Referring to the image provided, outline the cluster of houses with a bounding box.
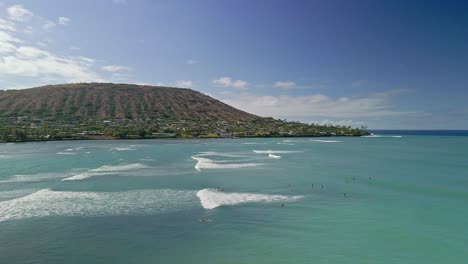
[0,115,366,142]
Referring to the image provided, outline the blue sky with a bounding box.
[0,0,467,129]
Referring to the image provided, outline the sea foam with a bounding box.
[112,147,138,151]
[1,172,74,183]
[268,154,281,159]
[196,188,302,209]
[0,188,196,222]
[361,135,402,138]
[192,157,260,171]
[62,163,148,181]
[253,150,302,154]
[310,139,342,143]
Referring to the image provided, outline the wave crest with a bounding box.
[62,163,148,181]
[192,157,260,171]
[0,188,195,222]
[196,188,302,209]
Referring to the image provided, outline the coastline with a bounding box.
[0,133,366,144]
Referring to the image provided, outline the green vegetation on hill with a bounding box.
[0,83,368,142]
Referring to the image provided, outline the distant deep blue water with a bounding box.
[370,130,468,136]
[1,135,467,263]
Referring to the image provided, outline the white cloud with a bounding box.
[222,91,411,119]
[0,19,16,31]
[7,5,33,22]
[0,30,101,83]
[274,81,296,89]
[23,25,33,34]
[58,16,70,26]
[101,65,130,72]
[213,76,249,90]
[185,59,198,65]
[110,72,129,81]
[312,119,365,127]
[43,20,56,30]
[175,80,193,88]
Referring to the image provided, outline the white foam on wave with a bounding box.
[0,188,196,222]
[58,147,84,154]
[268,154,281,159]
[277,142,295,145]
[361,135,402,138]
[310,139,342,143]
[241,142,266,145]
[196,188,302,209]
[253,150,302,154]
[113,147,138,151]
[192,157,261,171]
[0,189,37,201]
[62,163,148,181]
[1,172,74,183]
[196,151,251,158]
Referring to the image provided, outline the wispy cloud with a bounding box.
[58,16,70,26]
[274,81,296,89]
[7,5,33,22]
[222,90,414,119]
[0,30,101,82]
[312,119,365,127]
[175,80,193,88]
[0,18,15,31]
[185,59,198,65]
[0,4,131,86]
[101,65,130,72]
[213,76,249,90]
[42,20,56,30]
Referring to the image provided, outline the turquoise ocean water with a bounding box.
[1,134,467,263]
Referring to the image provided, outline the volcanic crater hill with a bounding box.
[0,83,259,121]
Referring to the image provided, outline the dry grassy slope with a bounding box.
[0,83,259,121]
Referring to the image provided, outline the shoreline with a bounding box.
[0,134,365,144]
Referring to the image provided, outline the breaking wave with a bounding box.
[192,157,261,171]
[361,135,402,138]
[268,154,281,159]
[253,150,302,154]
[196,151,251,158]
[62,163,148,181]
[310,139,342,143]
[0,189,37,202]
[0,172,75,183]
[112,147,138,151]
[0,188,196,222]
[196,188,302,209]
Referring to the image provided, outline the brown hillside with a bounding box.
[0,83,259,121]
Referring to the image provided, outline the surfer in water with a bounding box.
[280,203,286,207]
